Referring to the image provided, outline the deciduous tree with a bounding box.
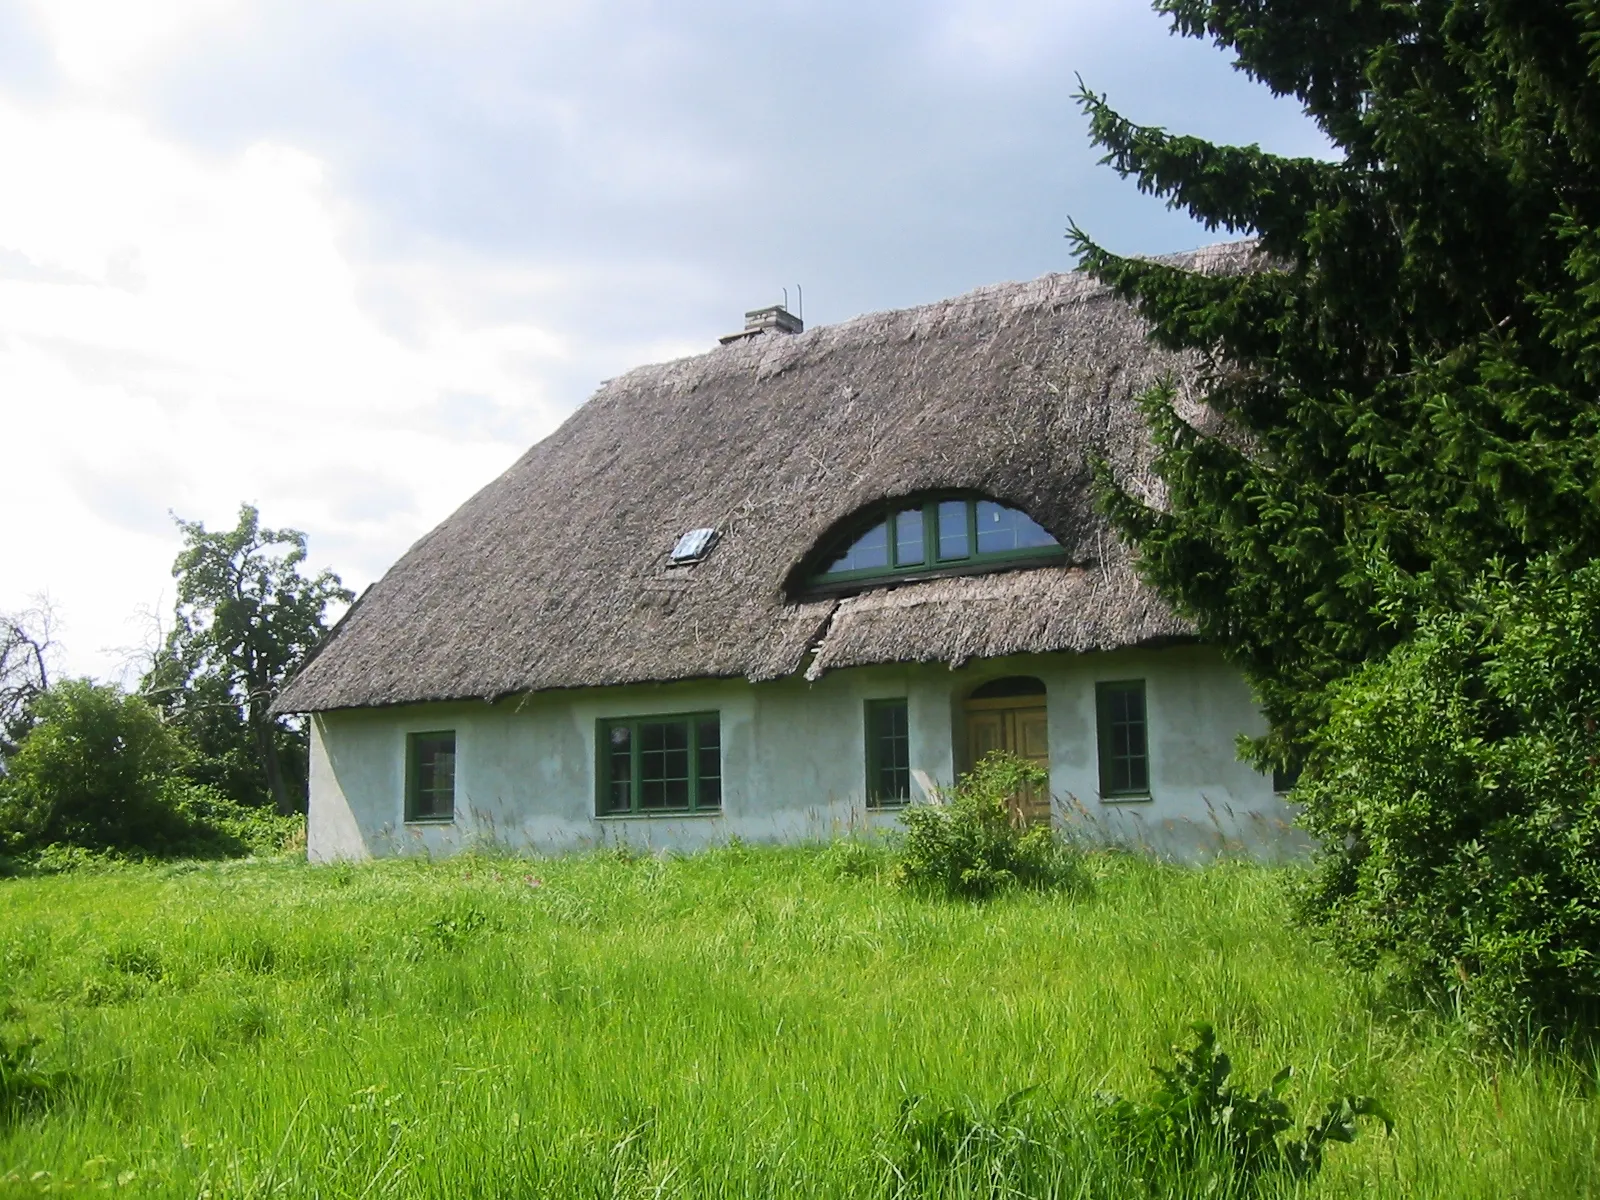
[0,601,56,761]
[145,505,352,815]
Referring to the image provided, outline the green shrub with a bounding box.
[0,680,303,862]
[895,751,1080,899]
[162,780,304,857]
[1295,558,1600,1038]
[0,680,188,853]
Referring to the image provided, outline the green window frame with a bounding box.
[865,698,911,807]
[405,731,457,822]
[597,712,721,815]
[807,495,1064,592]
[1095,681,1150,798]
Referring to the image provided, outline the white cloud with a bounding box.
[0,99,568,678]
[22,0,243,91]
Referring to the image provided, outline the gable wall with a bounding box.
[306,645,1305,862]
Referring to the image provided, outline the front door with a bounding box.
[962,695,1050,827]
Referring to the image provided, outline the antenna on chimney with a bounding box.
[796,285,803,322]
[782,287,789,311]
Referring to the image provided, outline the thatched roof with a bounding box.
[275,241,1256,714]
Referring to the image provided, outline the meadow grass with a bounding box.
[0,845,1595,1197]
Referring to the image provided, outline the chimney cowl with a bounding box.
[719,304,803,345]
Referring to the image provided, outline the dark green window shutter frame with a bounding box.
[1095,681,1150,799]
[596,711,721,816]
[405,730,457,823]
[864,698,911,808]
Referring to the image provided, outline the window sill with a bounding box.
[866,801,910,811]
[596,810,723,820]
[1098,794,1152,805]
[404,816,456,826]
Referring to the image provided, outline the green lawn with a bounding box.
[0,846,1595,1197]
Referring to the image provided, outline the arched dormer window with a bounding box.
[802,495,1064,593]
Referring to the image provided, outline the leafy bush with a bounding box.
[1100,1023,1390,1190]
[163,781,304,857]
[895,751,1080,900]
[0,680,303,862]
[0,680,188,853]
[1294,559,1600,1037]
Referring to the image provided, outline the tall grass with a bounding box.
[0,846,1595,1196]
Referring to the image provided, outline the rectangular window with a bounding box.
[865,699,911,806]
[406,731,457,822]
[598,712,720,815]
[1096,681,1150,797]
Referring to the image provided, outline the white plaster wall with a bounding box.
[307,647,1305,862]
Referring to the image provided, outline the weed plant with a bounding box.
[0,848,1596,1196]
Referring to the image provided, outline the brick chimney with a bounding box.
[719,304,803,345]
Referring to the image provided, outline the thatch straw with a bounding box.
[274,241,1258,714]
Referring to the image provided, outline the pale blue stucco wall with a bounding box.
[306,646,1306,862]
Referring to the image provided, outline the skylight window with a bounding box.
[669,527,719,565]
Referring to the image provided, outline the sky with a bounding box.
[0,0,1328,683]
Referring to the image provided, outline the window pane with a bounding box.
[696,717,721,809]
[1097,682,1149,796]
[825,521,889,573]
[606,724,632,813]
[937,501,970,560]
[639,719,691,809]
[867,699,911,806]
[410,732,456,820]
[1126,749,1149,793]
[975,500,1015,553]
[975,501,1059,554]
[894,507,925,566]
[1012,510,1057,548]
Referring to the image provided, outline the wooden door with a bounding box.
[1013,707,1050,826]
[963,697,1051,827]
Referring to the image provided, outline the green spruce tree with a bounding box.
[1075,0,1600,768]
[1077,2,1600,1031]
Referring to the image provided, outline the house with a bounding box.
[273,241,1305,861]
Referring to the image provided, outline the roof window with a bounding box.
[669,527,719,566]
[802,495,1063,593]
